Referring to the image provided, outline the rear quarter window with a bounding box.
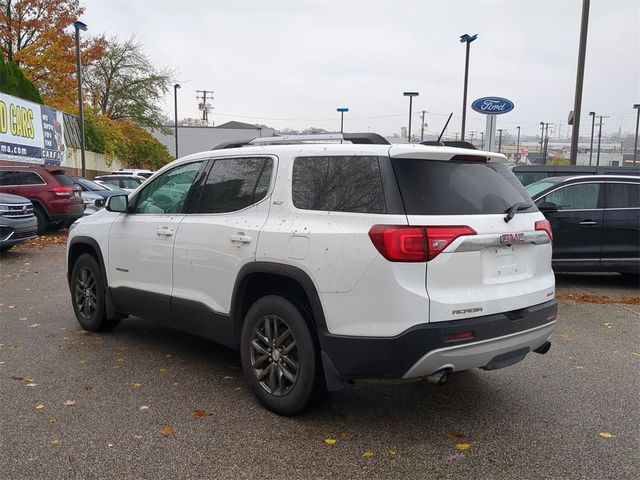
[50,171,74,186]
[392,159,534,215]
[292,156,386,214]
[605,182,640,208]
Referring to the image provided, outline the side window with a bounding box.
[0,171,17,186]
[292,156,386,213]
[122,178,141,189]
[133,162,201,214]
[540,183,601,210]
[194,157,272,214]
[605,183,640,208]
[15,172,44,185]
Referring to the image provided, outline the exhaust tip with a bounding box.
[533,341,551,355]
[426,370,448,385]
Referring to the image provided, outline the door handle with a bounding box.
[156,226,174,236]
[230,233,252,244]
[579,220,598,226]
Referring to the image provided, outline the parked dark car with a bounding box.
[526,175,640,274]
[0,166,84,234]
[0,192,38,252]
[514,165,640,186]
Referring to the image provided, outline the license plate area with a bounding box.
[482,245,523,280]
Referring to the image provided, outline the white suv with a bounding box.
[67,133,557,415]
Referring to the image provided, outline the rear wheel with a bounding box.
[240,295,320,416]
[70,254,120,331]
[0,244,13,253]
[34,208,48,235]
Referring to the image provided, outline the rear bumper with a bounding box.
[318,300,557,381]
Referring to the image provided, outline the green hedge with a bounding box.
[0,52,43,104]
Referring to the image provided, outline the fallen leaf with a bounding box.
[160,425,174,437]
[447,452,466,461]
[48,418,56,423]
[84,384,93,391]
[324,438,337,445]
[29,324,40,328]
[388,449,398,456]
[25,377,34,382]
[10,376,24,381]
[63,400,76,407]
[50,438,61,445]
[448,431,465,440]
[194,409,213,417]
[159,368,168,373]
[139,405,149,411]
[8,305,16,309]
[165,354,173,358]
[603,322,612,328]
[362,450,375,458]
[337,432,348,439]
[631,352,640,357]
[26,383,37,387]
[79,359,86,364]
[598,432,614,438]
[131,383,142,388]
[455,443,471,451]
[107,443,115,448]
[35,403,45,410]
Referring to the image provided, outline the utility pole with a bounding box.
[539,122,545,163]
[516,126,521,163]
[420,110,426,142]
[543,123,550,162]
[596,115,608,166]
[633,104,640,165]
[196,90,214,123]
[497,129,504,153]
[570,0,591,165]
[469,131,476,146]
[173,84,181,158]
[588,111,596,165]
[480,132,484,150]
[455,132,459,141]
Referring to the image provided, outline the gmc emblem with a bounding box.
[500,233,525,245]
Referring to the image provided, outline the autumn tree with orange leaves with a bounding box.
[0,0,104,112]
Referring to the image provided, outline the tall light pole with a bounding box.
[73,21,87,177]
[596,115,606,166]
[516,126,521,163]
[459,33,478,142]
[588,111,596,165]
[540,122,545,163]
[569,0,591,165]
[403,92,419,143]
[173,83,180,158]
[337,107,349,135]
[497,129,504,153]
[633,104,640,165]
[420,110,426,142]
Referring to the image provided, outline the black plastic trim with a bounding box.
[318,300,558,379]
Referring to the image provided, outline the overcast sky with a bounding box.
[82,0,639,138]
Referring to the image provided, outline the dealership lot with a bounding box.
[1,240,638,480]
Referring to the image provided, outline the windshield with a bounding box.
[75,178,109,191]
[391,159,535,215]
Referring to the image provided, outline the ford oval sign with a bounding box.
[471,97,514,115]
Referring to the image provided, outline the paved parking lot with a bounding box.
[1,237,638,480]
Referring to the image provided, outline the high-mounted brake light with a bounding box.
[535,219,553,242]
[369,225,476,262]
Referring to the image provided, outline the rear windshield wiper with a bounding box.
[504,202,532,223]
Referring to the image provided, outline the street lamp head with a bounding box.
[459,33,478,43]
[73,21,87,31]
[634,104,640,109]
[174,83,181,90]
[403,92,419,97]
[337,107,349,112]
[589,111,596,116]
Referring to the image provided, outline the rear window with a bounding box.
[292,156,386,214]
[392,159,534,215]
[51,171,75,186]
[514,171,548,186]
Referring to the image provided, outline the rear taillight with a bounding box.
[51,186,73,197]
[535,219,553,242]
[369,225,476,262]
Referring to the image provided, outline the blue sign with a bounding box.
[471,97,514,115]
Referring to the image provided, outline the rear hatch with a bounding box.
[390,151,555,322]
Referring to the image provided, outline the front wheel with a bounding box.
[70,253,120,331]
[240,295,321,416]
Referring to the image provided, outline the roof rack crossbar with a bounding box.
[213,133,390,150]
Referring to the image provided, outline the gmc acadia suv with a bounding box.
[67,134,557,415]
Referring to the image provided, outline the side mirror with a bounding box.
[537,201,559,214]
[105,194,129,213]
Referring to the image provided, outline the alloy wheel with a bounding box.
[74,267,97,321]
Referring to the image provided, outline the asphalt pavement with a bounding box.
[0,239,638,480]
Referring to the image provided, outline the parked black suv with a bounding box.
[526,175,640,274]
[514,165,640,186]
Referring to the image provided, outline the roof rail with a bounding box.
[212,132,390,150]
[421,140,477,150]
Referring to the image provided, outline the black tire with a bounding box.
[70,253,120,331]
[0,244,13,253]
[34,207,48,235]
[240,295,321,416]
